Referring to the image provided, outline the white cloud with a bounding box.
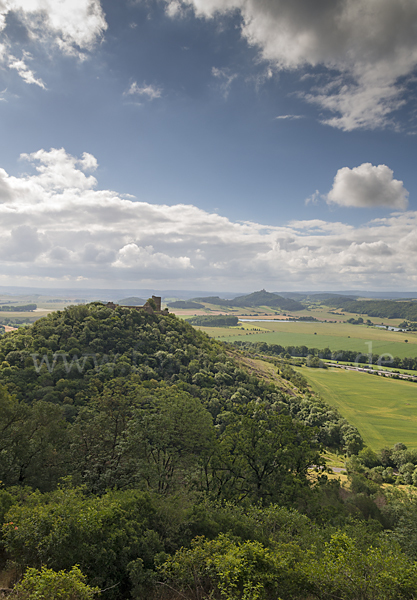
[8,53,46,88]
[164,0,417,130]
[5,0,107,52]
[275,115,303,121]
[165,0,184,17]
[0,148,417,290]
[327,163,409,209]
[0,0,107,85]
[124,82,162,100]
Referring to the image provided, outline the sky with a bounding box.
[1,0,417,293]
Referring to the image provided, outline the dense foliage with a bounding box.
[346,443,417,487]
[4,485,417,600]
[0,304,360,456]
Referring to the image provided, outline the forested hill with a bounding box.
[0,303,361,486]
[328,297,417,320]
[193,289,304,311]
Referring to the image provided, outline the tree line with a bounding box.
[0,304,37,312]
[233,340,417,371]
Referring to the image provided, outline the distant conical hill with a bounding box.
[231,290,303,310]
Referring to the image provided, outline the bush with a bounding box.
[10,565,99,600]
[306,532,417,600]
[159,533,305,600]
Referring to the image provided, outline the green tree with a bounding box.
[126,383,215,494]
[209,402,323,506]
[0,385,68,490]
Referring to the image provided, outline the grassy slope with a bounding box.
[295,366,417,450]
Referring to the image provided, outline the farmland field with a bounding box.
[203,320,417,359]
[294,365,417,450]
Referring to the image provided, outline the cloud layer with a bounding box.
[165,0,417,130]
[327,163,409,209]
[0,148,417,290]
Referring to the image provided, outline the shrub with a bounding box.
[159,533,305,600]
[10,565,99,600]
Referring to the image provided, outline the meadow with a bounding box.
[295,365,417,451]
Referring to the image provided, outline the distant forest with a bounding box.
[186,315,239,327]
[0,304,37,312]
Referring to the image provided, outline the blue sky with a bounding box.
[1,0,417,292]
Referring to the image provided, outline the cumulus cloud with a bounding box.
[163,0,417,130]
[1,148,417,289]
[124,82,162,100]
[0,0,107,85]
[327,163,409,209]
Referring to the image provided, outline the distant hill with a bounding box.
[231,290,303,310]
[168,300,204,309]
[193,290,304,311]
[192,296,230,305]
[327,298,417,320]
[118,297,146,306]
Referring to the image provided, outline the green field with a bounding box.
[203,321,417,359]
[295,366,417,450]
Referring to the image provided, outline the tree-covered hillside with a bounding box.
[2,304,417,600]
[0,303,361,456]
